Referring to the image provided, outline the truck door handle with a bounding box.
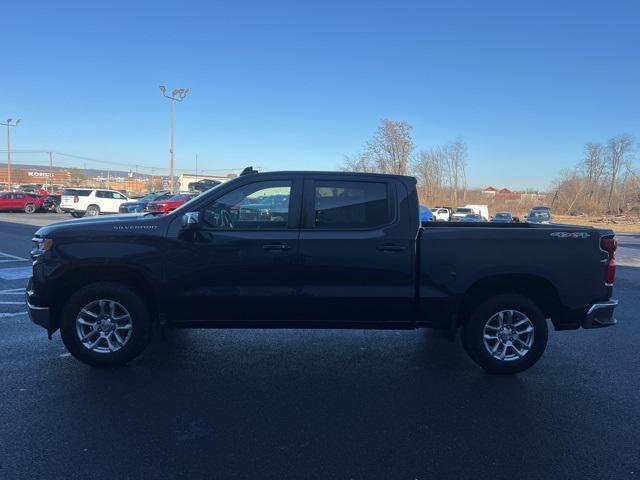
[262,243,292,251]
[377,243,406,252]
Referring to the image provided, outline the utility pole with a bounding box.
[159,86,190,194]
[48,152,53,191]
[1,118,20,190]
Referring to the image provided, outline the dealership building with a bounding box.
[0,167,70,188]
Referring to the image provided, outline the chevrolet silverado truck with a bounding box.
[26,169,618,373]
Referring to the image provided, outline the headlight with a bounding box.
[31,237,53,259]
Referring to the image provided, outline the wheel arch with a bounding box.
[457,273,562,328]
[50,265,160,328]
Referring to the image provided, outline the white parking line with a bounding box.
[0,311,26,319]
[0,267,32,280]
[0,288,26,294]
[0,251,29,261]
[0,301,25,305]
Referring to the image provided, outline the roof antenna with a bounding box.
[240,166,258,176]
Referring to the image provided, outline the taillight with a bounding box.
[601,237,617,285]
[74,196,79,203]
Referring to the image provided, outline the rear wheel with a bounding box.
[461,293,548,374]
[70,212,84,218]
[24,203,36,214]
[60,282,152,367]
[86,204,100,216]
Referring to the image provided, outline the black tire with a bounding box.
[70,212,84,218]
[461,293,548,374]
[60,282,152,367]
[86,204,100,216]
[24,203,36,214]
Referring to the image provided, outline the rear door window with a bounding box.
[66,189,92,197]
[313,180,391,229]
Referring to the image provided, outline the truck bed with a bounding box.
[417,222,613,329]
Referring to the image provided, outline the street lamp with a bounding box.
[159,86,189,194]
[0,118,20,191]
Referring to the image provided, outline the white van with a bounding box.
[60,188,129,217]
[464,204,489,221]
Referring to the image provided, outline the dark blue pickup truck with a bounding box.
[26,169,618,373]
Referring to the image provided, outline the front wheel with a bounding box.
[60,282,152,367]
[70,212,84,218]
[461,293,548,374]
[24,203,36,214]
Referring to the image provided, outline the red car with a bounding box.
[146,193,196,213]
[0,191,44,214]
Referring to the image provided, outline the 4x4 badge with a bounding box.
[550,232,591,239]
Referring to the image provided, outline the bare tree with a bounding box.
[581,142,606,201]
[605,134,635,212]
[344,119,414,175]
[413,147,446,202]
[367,119,414,174]
[444,138,468,205]
[342,153,377,173]
[553,168,587,215]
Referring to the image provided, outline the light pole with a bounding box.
[159,86,189,194]
[0,118,20,191]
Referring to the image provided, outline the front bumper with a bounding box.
[26,282,51,333]
[583,300,618,329]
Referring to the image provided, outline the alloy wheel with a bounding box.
[75,299,133,353]
[482,309,535,362]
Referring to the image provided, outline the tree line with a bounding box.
[551,134,638,215]
[343,120,639,216]
[343,119,469,206]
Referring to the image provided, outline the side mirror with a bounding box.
[182,211,200,229]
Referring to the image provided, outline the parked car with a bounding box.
[59,188,130,217]
[27,169,618,374]
[460,213,484,222]
[146,193,196,213]
[432,207,451,221]
[0,191,44,213]
[463,204,489,220]
[42,195,63,213]
[531,206,551,213]
[450,207,475,221]
[118,192,171,213]
[491,212,514,223]
[419,205,434,222]
[526,210,552,224]
[188,179,222,193]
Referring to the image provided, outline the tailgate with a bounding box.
[60,195,75,207]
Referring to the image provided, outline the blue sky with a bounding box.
[1,0,638,189]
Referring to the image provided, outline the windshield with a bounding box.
[529,211,550,220]
[495,213,511,219]
[138,193,165,202]
[456,208,472,213]
[168,194,191,202]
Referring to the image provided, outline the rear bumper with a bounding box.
[583,300,618,329]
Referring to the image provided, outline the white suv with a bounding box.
[60,188,129,217]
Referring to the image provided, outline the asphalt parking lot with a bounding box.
[0,213,639,479]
